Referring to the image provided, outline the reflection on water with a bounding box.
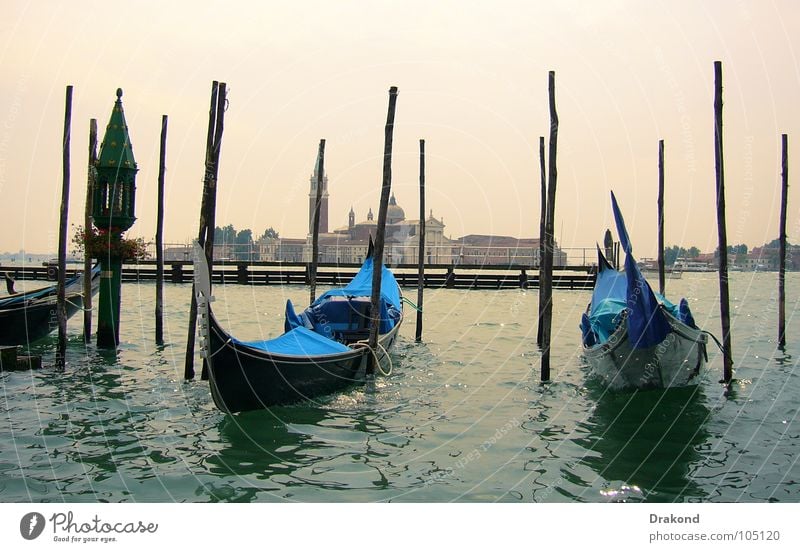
[208,408,328,481]
[1,275,798,502]
[576,385,711,502]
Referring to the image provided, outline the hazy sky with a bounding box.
[1,0,798,258]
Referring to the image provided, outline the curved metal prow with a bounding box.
[192,240,214,359]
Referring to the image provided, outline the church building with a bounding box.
[258,169,561,267]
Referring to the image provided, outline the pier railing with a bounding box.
[1,258,596,291]
[151,242,600,267]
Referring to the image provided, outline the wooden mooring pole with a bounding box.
[185,81,225,380]
[155,115,168,346]
[713,61,734,384]
[200,83,227,381]
[540,72,558,383]
[83,118,97,342]
[56,85,73,368]
[657,139,666,296]
[415,139,425,342]
[778,133,788,348]
[184,82,218,380]
[537,135,546,346]
[310,139,326,305]
[367,86,398,375]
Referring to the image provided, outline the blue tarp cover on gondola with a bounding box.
[315,257,401,310]
[282,255,402,341]
[310,257,402,334]
[233,326,351,356]
[583,192,694,349]
[609,192,672,348]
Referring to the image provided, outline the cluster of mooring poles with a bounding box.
[536,71,559,383]
[180,85,430,381]
[530,61,791,388]
[40,64,791,392]
[53,86,141,366]
[46,85,169,367]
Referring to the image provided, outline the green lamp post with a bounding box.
[93,88,138,348]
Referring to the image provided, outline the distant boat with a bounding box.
[192,241,403,413]
[640,264,683,279]
[673,258,715,272]
[0,265,100,346]
[580,193,708,390]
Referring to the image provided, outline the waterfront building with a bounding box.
[252,172,565,267]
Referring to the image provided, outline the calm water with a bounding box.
[1,272,798,502]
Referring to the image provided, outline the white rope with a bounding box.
[206,337,233,359]
[351,340,393,377]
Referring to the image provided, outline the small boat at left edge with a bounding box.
[0,265,101,346]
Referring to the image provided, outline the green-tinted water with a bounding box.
[1,273,798,502]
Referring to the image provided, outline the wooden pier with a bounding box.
[1,261,596,291]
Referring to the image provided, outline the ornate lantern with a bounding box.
[93,88,137,231]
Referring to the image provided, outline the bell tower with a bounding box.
[308,169,329,234]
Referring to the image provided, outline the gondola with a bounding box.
[0,265,101,346]
[580,192,708,390]
[192,241,403,413]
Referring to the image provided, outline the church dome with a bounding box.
[387,193,405,224]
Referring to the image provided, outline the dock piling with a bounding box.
[537,135,546,346]
[713,61,734,384]
[416,139,426,342]
[310,139,326,305]
[1,346,17,371]
[367,86,398,375]
[56,85,73,368]
[540,71,559,383]
[185,81,225,380]
[83,118,97,342]
[155,115,168,346]
[778,133,788,348]
[657,139,666,296]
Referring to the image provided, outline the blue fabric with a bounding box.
[581,312,597,347]
[588,297,627,343]
[307,297,365,339]
[587,249,625,336]
[589,257,628,314]
[584,234,695,348]
[610,192,671,349]
[313,256,402,333]
[679,298,696,328]
[281,256,402,344]
[285,299,303,332]
[316,257,401,311]
[284,299,314,332]
[233,326,350,356]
